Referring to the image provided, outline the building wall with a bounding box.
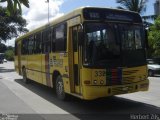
[154,0,160,16]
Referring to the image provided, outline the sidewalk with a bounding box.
[0,80,35,114]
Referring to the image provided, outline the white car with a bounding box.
[147,59,160,77]
[3,59,7,62]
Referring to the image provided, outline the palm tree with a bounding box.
[116,0,154,29]
[0,0,29,15]
[116,0,148,14]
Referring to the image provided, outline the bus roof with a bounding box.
[16,7,140,42]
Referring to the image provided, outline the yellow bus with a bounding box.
[15,7,149,100]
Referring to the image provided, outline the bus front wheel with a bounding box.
[56,75,66,100]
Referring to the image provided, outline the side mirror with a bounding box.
[78,31,84,45]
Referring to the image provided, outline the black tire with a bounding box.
[22,68,29,83]
[56,75,67,100]
[148,69,154,77]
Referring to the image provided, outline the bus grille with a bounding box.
[123,76,136,84]
[106,68,143,85]
[123,70,138,75]
[122,70,139,84]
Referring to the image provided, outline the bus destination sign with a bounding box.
[83,8,142,23]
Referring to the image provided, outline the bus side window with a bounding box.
[28,36,34,55]
[42,29,51,53]
[21,39,28,55]
[42,31,47,53]
[48,29,52,53]
[34,35,37,54]
[42,32,44,53]
[55,23,67,52]
[34,33,42,54]
[52,28,55,52]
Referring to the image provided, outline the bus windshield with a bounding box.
[84,23,145,67]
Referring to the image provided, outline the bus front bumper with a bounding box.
[82,79,149,100]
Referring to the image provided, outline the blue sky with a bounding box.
[60,0,155,16]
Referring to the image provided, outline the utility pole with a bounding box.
[45,0,49,23]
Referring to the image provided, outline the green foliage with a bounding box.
[148,16,160,57]
[0,0,29,15]
[5,49,14,61]
[0,6,28,43]
[116,0,148,14]
[0,43,14,61]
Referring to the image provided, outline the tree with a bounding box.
[148,16,160,57]
[116,0,148,14]
[0,0,29,15]
[116,0,154,29]
[5,49,14,61]
[0,6,28,43]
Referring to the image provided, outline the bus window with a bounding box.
[84,23,120,64]
[120,25,143,50]
[42,29,51,53]
[28,36,34,55]
[34,33,42,54]
[55,23,67,52]
[52,28,55,52]
[135,29,142,49]
[21,39,28,55]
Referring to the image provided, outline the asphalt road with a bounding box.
[0,62,160,120]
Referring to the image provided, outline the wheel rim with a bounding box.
[57,81,63,95]
[56,76,65,99]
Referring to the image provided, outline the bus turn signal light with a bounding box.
[84,80,91,85]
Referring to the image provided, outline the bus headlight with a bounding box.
[93,80,97,84]
[100,80,104,84]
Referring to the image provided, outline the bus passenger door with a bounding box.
[69,25,82,94]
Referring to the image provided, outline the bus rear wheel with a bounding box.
[56,75,66,100]
[22,68,29,83]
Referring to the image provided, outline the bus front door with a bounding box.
[69,25,82,95]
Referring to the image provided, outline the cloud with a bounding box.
[0,2,7,7]
[1,0,64,46]
[23,0,64,30]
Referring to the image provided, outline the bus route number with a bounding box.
[95,71,106,77]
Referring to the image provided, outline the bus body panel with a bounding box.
[82,79,149,100]
[26,54,42,84]
[80,65,148,99]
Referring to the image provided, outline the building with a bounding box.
[154,0,160,16]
